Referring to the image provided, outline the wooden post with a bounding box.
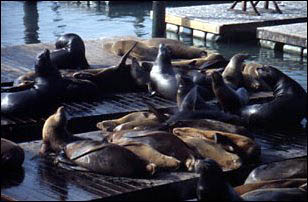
[152,1,166,38]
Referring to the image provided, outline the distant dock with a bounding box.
[163,1,307,56]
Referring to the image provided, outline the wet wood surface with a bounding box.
[1,128,306,201]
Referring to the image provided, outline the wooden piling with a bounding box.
[152,1,166,38]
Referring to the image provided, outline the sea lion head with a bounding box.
[35,49,60,77]
[231,53,250,65]
[255,65,281,87]
[156,43,172,65]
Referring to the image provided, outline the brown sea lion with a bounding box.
[41,107,155,177]
[211,71,249,113]
[222,53,249,89]
[235,178,307,196]
[104,38,209,61]
[240,65,307,129]
[118,141,181,171]
[106,130,197,171]
[245,156,307,184]
[1,138,25,169]
[63,140,156,177]
[174,133,242,171]
[96,111,159,132]
[40,106,75,155]
[172,127,260,161]
[195,159,243,201]
[242,63,271,92]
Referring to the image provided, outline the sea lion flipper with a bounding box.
[199,59,222,70]
[117,41,138,68]
[142,100,168,122]
[1,81,35,93]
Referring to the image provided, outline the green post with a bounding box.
[152,1,166,38]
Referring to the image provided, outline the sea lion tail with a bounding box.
[142,99,169,122]
[117,41,138,68]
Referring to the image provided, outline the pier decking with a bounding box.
[164,1,307,56]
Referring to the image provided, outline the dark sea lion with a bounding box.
[241,187,307,201]
[195,159,243,201]
[52,33,89,69]
[235,178,307,196]
[106,130,196,171]
[245,156,307,184]
[1,138,25,169]
[211,71,249,113]
[242,63,271,92]
[63,140,156,177]
[149,43,178,100]
[174,133,243,171]
[105,38,209,61]
[117,141,181,171]
[173,127,260,161]
[1,49,64,115]
[222,53,249,89]
[73,42,146,93]
[240,65,307,129]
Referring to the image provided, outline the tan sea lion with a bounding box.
[172,127,260,161]
[96,111,158,132]
[1,138,25,169]
[118,141,181,171]
[242,63,271,92]
[173,132,242,171]
[104,38,209,61]
[222,53,249,89]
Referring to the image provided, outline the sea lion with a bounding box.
[1,49,64,115]
[40,106,78,155]
[41,106,155,177]
[62,140,156,177]
[195,159,243,201]
[106,130,197,171]
[222,53,249,89]
[174,133,242,171]
[51,33,89,69]
[1,138,25,169]
[245,156,307,184]
[241,187,307,201]
[173,127,260,161]
[73,42,147,93]
[96,111,159,132]
[240,65,307,129]
[211,71,249,113]
[117,141,181,171]
[235,178,307,196]
[242,63,271,92]
[105,38,209,61]
[149,43,178,100]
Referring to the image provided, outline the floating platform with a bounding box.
[1,129,307,201]
[164,1,307,56]
[257,22,307,56]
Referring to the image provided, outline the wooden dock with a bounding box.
[257,22,307,56]
[163,1,307,55]
[1,128,306,201]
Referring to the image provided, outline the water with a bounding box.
[1,1,307,91]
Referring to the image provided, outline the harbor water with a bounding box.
[1,1,306,90]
